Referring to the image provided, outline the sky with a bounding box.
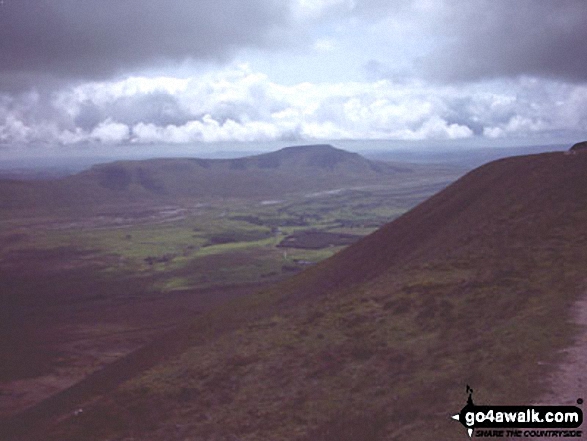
[1,0,586,156]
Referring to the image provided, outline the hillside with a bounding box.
[0,145,412,212]
[7,151,587,441]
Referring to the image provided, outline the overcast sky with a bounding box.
[1,0,586,154]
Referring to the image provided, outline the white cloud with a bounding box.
[292,0,355,20]
[1,65,586,146]
[132,116,281,143]
[90,119,130,144]
[59,127,87,145]
[0,115,31,143]
[415,116,474,140]
[313,38,337,52]
[483,116,548,139]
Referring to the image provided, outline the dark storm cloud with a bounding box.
[0,0,287,88]
[421,0,587,82]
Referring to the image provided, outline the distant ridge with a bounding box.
[0,144,412,211]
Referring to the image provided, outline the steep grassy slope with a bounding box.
[16,151,587,440]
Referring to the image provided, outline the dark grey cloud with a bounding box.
[420,0,587,82]
[0,0,287,89]
[350,0,587,83]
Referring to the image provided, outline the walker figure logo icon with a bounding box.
[451,386,583,438]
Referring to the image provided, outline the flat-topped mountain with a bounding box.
[0,145,411,211]
[229,144,407,172]
[81,144,408,195]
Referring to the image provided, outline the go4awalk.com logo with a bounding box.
[451,386,584,438]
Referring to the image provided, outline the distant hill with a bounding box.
[0,144,412,212]
[569,140,587,152]
[79,144,410,197]
[28,150,587,440]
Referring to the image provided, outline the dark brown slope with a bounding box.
[569,140,587,151]
[286,151,587,299]
[18,151,587,441]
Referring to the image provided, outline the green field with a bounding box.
[0,173,459,294]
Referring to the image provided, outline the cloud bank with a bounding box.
[2,65,586,145]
